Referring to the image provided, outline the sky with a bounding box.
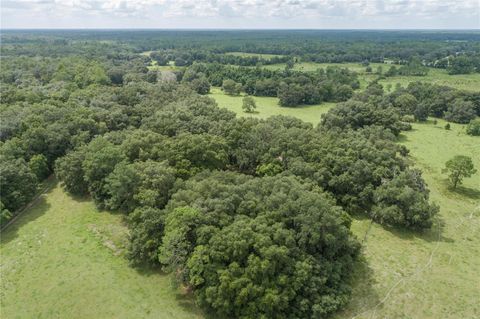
[1,0,479,29]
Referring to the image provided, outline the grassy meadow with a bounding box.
[335,118,480,319]
[210,87,334,124]
[0,181,203,319]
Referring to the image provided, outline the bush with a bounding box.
[444,99,476,124]
[242,95,257,113]
[466,118,480,136]
[401,115,415,123]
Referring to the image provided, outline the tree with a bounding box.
[190,77,210,95]
[0,157,37,213]
[28,154,50,180]
[0,201,12,226]
[444,99,477,124]
[394,93,418,115]
[413,103,429,122]
[466,118,480,136]
[242,95,257,113]
[222,79,241,95]
[82,137,127,206]
[372,169,439,229]
[55,147,89,196]
[105,160,176,212]
[152,172,360,319]
[442,155,477,189]
[448,56,475,75]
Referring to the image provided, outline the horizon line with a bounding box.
[2,27,480,31]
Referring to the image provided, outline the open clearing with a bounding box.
[210,87,335,124]
[0,182,203,319]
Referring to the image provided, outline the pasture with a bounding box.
[0,182,203,319]
[210,87,335,124]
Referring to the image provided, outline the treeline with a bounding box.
[149,50,291,67]
[181,63,359,106]
[3,30,480,73]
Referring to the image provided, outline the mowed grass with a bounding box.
[335,118,480,319]
[209,87,334,124]
[0,181,203,319]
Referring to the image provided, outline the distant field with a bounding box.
[0,181,203,319]
[141,52,480,92]
[262,62,480,92]
[147,60,177,71]
[224,52,284,59]
[377,68,480,92]
[210,87,334,124]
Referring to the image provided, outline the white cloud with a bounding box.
[1,0,479,28]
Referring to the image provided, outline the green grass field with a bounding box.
[336,118,480,319]
[209,87,334,124]
[0,182,203,319]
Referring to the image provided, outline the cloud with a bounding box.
[1,0,479,28]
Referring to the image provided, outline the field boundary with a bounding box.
[0,175,56,232]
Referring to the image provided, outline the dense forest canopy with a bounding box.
[1,30,478,319]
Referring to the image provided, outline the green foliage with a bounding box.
[105,160,176,212]
[442,155,477,189]
[0,201,13,226]
[28,154,50,180]
[466,118,480,136]
[255,162,283,176]
[321,100,405,135]
[242,95,257,113]
[154,172,360,319]
[82,137,127,206]
[372,169,439,229]
[396,58,429,76]
[448,56,475,75]
[222,79,242,95]
[55,147,88,196]
[0,157,37,215]
[127,206,166,266]
[444,99,477,124]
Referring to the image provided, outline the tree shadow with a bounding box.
[333,255,380,319]
[379,214,453,243]
[396,133,409,143]
[0,184,55,245]
[448,185,480,200]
